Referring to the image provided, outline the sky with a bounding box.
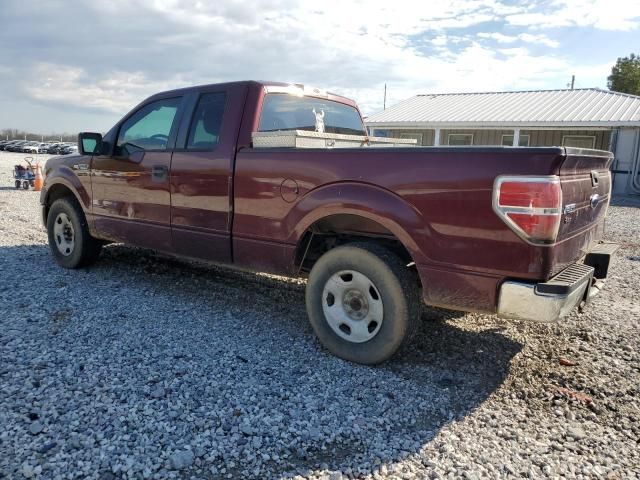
[0,0,639,134]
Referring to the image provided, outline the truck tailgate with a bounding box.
[555,147,614,270]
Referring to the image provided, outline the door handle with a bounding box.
[152,165,168,181]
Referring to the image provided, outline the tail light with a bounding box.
[493,175,562,244]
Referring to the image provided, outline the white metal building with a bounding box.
[365,88,640,195]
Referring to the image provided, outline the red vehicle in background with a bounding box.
[41,81,616,364]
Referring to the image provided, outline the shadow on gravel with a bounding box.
[0,243,522,479]
[610,194,640,208]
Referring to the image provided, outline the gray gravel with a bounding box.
[1,150,639,479]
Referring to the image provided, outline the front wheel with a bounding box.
[46,197,102,268]
[305,243,420,365]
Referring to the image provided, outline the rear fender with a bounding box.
[285,182,430,264]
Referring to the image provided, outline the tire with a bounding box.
[22,181,29,190]
[305,242,421,365]
[46,197,102,269]
[14,180,20,189]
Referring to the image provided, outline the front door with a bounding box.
[91,96,183,251]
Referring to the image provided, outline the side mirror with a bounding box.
[78,132,103,155]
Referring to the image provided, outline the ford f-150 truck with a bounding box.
[42,81,616,364]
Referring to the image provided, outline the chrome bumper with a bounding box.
[497,243,618,322]
[497,269,592,322]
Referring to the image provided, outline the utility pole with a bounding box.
[383,83,387,110]
[570,75,575,90]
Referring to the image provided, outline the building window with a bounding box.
[501,134,530,146]
[400,133,423,145]
[370,129,390,137]
[562,135,595,149]
[448,133,473,146]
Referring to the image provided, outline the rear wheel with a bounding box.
[14,180,20,189]
[22,181,29,190]
[46,197,102,268]
[305,243,420,365]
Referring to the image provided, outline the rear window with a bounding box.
[258,94,365,135]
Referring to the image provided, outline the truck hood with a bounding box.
[44,154,84,177]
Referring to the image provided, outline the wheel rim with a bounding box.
[321,270,384,343]
[53,213,75,256]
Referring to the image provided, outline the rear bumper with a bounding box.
[497,242,618,322]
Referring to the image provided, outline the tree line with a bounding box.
[1,128,77,143]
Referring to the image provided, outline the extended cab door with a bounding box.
[169,84,248,263]
[91,96,184,251]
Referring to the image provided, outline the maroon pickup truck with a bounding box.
[42,80,616,364]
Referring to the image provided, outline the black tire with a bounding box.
[14,180,20,189]
[305,242,421,365]
[46,197,102,269]
[22,181,29,190]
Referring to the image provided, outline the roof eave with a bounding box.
[364,121,640,129]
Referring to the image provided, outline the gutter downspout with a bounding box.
[512,129,521,147]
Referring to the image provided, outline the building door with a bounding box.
[612,128,640,195]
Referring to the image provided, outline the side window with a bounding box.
[116,97,181,155]
[186,93,226,150]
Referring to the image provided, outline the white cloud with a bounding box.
[477,32,519,43]
[518,33,560,48]
[24,63,188,114]
[1,0,636,130]
[477,32,560,48]
[507,0,640,31]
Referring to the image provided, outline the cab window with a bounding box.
[116,97,181,155]
[186,93,226,150]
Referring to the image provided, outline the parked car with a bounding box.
[37,143,52,153]
[1,140,23,151]
[7,141,29,152]
[2,141,20,151]
[22,142,42,154]
[47,143,64,154]
[59,144,78,155]
[41,80,617,365]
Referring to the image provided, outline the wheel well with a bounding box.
[43,184,77,223]
[295,214,417,276]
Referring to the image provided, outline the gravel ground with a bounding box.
[0,150,638,479]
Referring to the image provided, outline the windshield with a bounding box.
[258,94,365,136]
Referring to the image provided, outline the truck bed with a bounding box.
[233,145,612,312]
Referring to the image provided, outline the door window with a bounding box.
[116,97,181,155]
[186,93,226,150]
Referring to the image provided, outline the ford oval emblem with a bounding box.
[590,194,600,209]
